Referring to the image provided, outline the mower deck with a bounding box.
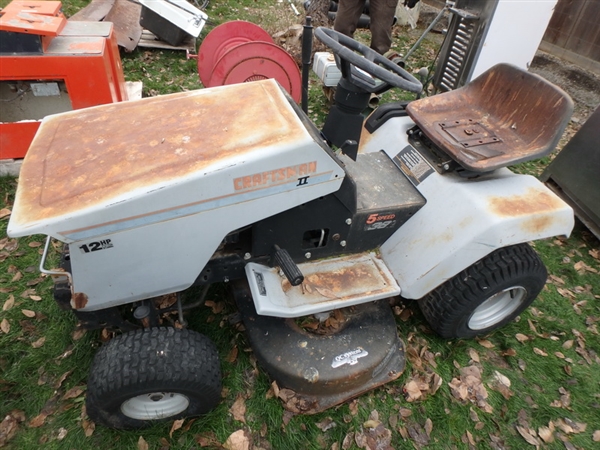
[232,281,405,414]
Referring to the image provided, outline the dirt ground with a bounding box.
[529,52,600,127]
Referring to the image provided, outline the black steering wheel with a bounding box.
[314,27,422,94]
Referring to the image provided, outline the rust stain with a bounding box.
[406,64,572,172]
[302,265,374,297]
[521,216,554,234]
[488,187,565,234]
[13,79,308,227]
[488,187,564,217]
[70,292,88,310]
[281,254,396,304]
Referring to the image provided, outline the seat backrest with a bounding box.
[407,63,574,172]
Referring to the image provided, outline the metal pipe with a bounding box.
[301,16,313,114]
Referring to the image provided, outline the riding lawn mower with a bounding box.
[7,27,574,429]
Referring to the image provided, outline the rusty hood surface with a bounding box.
[8,79,318,238]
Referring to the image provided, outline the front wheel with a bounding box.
[86,327,222,429]
[418,244,547,339]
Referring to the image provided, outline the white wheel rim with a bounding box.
[468,286,527,330]
[121,392,190,420]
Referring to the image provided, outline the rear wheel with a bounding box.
[86,327,222,429]
[418,244,547,339]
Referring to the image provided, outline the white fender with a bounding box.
[359,116,574,299]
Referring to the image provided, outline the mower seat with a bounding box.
[406,63,573,172]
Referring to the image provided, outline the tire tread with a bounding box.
[419,244,547,339]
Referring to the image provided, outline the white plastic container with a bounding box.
[312,52,342,87]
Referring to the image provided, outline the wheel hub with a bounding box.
[468,286,527,330]
[121,392,190,420]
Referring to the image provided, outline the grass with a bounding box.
[1,0,599,449]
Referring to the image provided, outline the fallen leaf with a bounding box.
[533,347,548,356]
[363,419,380,429]
[31,337,46,348]
[574,260,598,274]
[557,287,575,298]
[138,436,149,450]
[464,430,476,446]
[28,241,42,248]
[424,418,433,436]
[477,339,495,349]
[348,399,359,416]
[403,379,422,402]
[515,333,529,342]
[430,372,443,395]
[406,421,430,447]
[468,348,480,362]
[205,300,225,314]
[28,412,48,428]
[11,271,22,282]
[194,431,222,447]
[516,425,540,446]
[538,424,554,443]
[342,432,354,450]
[230,394,246,423]
[227,346,238,364]
[448,366,493,413]
[56,346,75,362]
[553,418,586,434]
[0,413,20,446]
[21,309,36,318]
[316,417,336,431]
[489,371,513,400]
[57,427,68,440]
[562,339,574,349]
[170,418,184,438]
[223,429,251,450]
[72,328,86,340]
[52,370,73,389]
[593,430,600,442]
[62,386,85,400]
[2,295,15,311]
[0,208,11,219]
[1,319,10,334]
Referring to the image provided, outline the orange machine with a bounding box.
[0,0,128,159]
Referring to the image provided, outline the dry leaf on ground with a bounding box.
[448,365,493,413]
[223,429,251,450]
[2,295,14,311]
[170,418,185,438]
[316,417,336,431]
[516,425,541,446]
[194,431,222,447]
[230,394,246,423]
[138,436,149,450]
[538,423,555,443]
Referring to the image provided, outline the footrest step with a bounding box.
[245,252,401,317]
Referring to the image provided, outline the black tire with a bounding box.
[418,243,547,339]
[86,327,222,429]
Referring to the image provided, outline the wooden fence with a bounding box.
[541,0,600,73]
